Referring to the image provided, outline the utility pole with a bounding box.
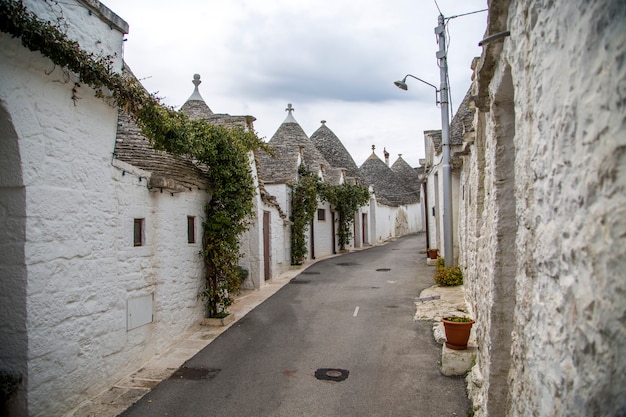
[436,14,454,267]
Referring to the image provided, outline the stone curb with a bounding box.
[413,284,476,376]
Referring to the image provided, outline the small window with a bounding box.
[187,216,196,244]
[317,209,326,221]
[133,218,144,247]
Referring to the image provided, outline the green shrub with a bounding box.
[443,316,473,323]
[433,263,463,286]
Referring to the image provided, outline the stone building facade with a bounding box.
[0,1,132,415]
[0,2,282,414]
[360,148,422,242]
[257,106,342,260]
[421,89,474,263]
[459,0,626,415]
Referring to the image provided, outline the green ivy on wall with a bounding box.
[290,164,371,264]
[319,182,370,250]
[0,0,266,318]
[290,165,320,265]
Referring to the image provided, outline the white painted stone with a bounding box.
[0,2,216,415]
[441,345,477,376]
[459,1,626,416]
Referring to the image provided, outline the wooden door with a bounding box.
[263,211,271,281]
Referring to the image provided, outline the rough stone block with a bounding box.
[441,345,476,376]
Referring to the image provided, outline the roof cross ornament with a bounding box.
[372,144,375,152]
[185,73,205,103]
[192,73,201,88]
[283,103,298,123]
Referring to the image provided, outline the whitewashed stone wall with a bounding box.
[358,204,371,245]
[0,1,217,415]
[264,183,293,268]
[460,0,626,416]
[371,202,395,243]
[240,168,290,287]
[423,150,461,262]
[368,199,422,246]
[0,2,126,415]
[424,174,440,253]
[312,201,335,257]
[240,154,270,288]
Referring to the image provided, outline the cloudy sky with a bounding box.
[102,0,487,168]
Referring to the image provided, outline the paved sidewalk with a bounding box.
[414,284,472,345]
[66,256,337,417]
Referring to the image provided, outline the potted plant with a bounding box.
[441,316,474,350]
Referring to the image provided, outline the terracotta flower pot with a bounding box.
[441,317,475,350]
[428,249,439,259]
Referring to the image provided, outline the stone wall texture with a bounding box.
[0,1,211,415]
[460,0,626,416]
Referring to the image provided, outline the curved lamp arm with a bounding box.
[394,74,440,104]
[394,74,438,91]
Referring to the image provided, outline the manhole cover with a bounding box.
[335,262,358,266]
[302,271,320,275]
[315,368,349,382]
[376,268,391,272]
[170,367,221,380]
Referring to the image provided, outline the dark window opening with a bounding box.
[187,216,196,244]
[134,218,144,247]
[317,209,326,221]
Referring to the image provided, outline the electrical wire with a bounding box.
[433,0,443,16]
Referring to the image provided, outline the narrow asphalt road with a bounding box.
[120,234,470,417]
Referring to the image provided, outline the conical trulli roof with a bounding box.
[257,104,342,184]
[310,120,363,184]
[391,155,421,202]
[113,64,209,191]
[360,149,415,206]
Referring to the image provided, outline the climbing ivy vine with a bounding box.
[0,0,266,318]
[290,165,371,264]
[290,165,321,265]
[319,182,370,251]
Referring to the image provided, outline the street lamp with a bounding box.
[393,74,439,102]
[394,14,454,267]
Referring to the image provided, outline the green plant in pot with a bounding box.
[441,316,475,350]
[433,258,463,286]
